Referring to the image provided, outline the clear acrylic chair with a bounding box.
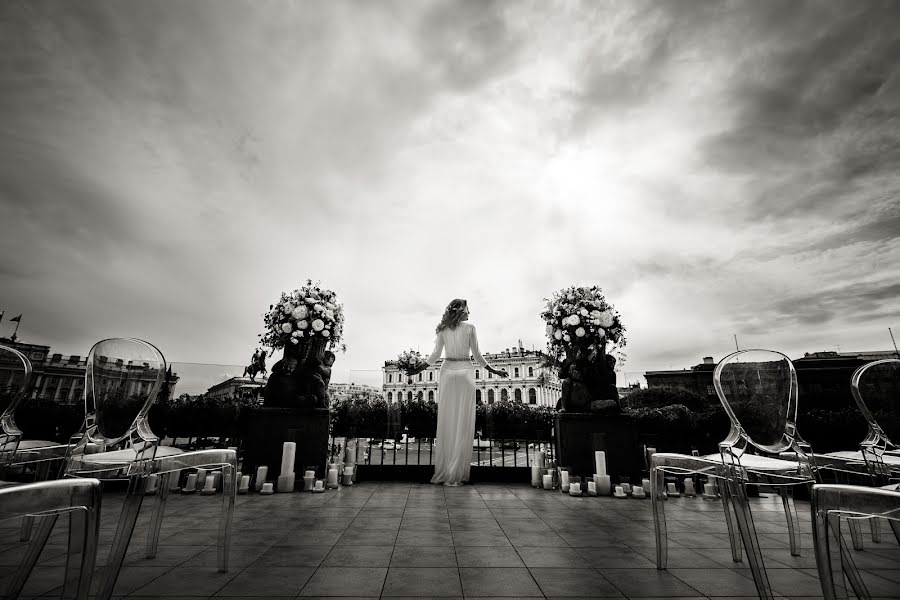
[812,483,900,600]
[651,349,820,600]
[64,338,237,600]
[0,478,103,600]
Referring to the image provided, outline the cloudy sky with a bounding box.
[1,0,899,390]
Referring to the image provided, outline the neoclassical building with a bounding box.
[383,343,561,407]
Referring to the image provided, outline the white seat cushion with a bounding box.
[80,445,183,465]
[16,440,61,450]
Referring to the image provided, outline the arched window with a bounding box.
[428,371,433,381]
[417,373,422,381]
[514,388,522,403]
[475,389,482,404]
[475,369,480,379]
[487,389,495,404]
[387,391,393,402]
[514,367,520,378]
[528,366,533,377]
[417,391,423,401]
[388,373,393,383]
[528,388,537,404]
[407,391,413,401]
[428,390,435,401]
[488,371,493,379]
[500,388,509,402]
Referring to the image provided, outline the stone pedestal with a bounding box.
[241,407,330,490]
[555,412,641,480]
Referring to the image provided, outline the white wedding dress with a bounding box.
[425,322,489,485]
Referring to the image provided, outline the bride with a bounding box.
[407,299,508,486]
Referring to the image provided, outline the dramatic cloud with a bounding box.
[1,0,898,390]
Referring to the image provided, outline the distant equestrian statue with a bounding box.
[243,348,268,382]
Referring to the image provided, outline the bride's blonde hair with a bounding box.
[436,299,468,333]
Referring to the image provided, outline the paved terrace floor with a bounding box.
[1,482,899,599]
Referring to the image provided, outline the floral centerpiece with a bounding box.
[540,285,626,364]
[259,280,347,353]
[396,349,426,382]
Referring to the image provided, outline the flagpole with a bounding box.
[10,316,20,342]
[0,310,4,325]
[890,327,900,360]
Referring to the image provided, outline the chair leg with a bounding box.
[217,465,237,573]
[146,472,171,559]
[889,519,900,545]
[19,461,54,541]
[870,517,881,543]
[813,505,838,600]
[781,487,801,557]
[61,500,101,600]
[96,474,147,600]
[720,479,742,563]
[6,514,58,599]
[725,477,774,600]
[650,466,667,569]
[848,518,864,550]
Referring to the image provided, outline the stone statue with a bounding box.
[243,348,268,382]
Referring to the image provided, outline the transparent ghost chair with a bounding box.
[812,483,900,600]
[1,344,79,541]
[0,478,103,600]
[652,349,825,600]
[64,338,237,600]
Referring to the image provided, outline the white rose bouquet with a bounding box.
[259,279,347,352]
[540,285,626,365]
[396,349,426,376]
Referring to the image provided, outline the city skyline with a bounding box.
[2,1,899,390]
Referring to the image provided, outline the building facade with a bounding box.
[382,343,561,407]
[0,337,179,405]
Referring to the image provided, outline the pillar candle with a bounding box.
[560,470,570,493]
[666,482,680,497]
[145,474,159,494]
[569,482,581,496]
[344,466,354,475]
[211,472,222,491]
[531,464,542,487]
[326,468,339,489]
[313,479,325,492]
[342,473,353,485]
[596,475,611,495]
[196,468,207,490]
[594,451,607,477]
[641,478,651,491]
[614,485,626,497]
[538,449,546,468]
[305,469,316,478]
[587,481,597,496]
[703,482,717,497]
[169,471,183,493]
[201,475,217,495]
[277,474,296,493]
[632,486,647,498]
[303,474,315,491]
[280,442,297,477]
[344,444,355,464]
[182,473,198,493]
[542,474,553,490]
[691,449,700,457]
[238,475,251,494]
[260,482,274,494]
[621,483,632,494]
[255,466,268,492]
[684,478,696,497]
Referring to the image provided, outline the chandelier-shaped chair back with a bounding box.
[851,359,900,480]
[0,344,33,462]
[714,349,802,458]
[78,338,166,471]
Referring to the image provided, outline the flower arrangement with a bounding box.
[540,285,626,363]
[396,349,426,376]
[259,280,347,352]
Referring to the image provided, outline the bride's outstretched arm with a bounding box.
[471,325,508,377]
[424,332,444,366]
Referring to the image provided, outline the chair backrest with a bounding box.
[0,344,33,460]
[851,358,900,450]
[714,349,799,454]
[84,338,166,447]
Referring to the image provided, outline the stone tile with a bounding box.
[214,566,315,596]
[455,546,525,567]
[390,545,458,567]
[396,529,454,546]
[130,566,237,596]
[458,567,543,597]
[299,566,388,596]
[576,547,656,569]
[529,567,623,597]
[764,567,828,597]
[599,567,703,597]
[451,530,512,547]
[254,544,334,566]
[498,519,554,533]
[516,546,592,568]
[322,544,394,567]
[276,529,344,546]
[669,567,760,596]
[506,531,569,547]
[338,528,398,545]
[124,544,208,566]
[179,544,269,568]
[401,517,451,531]
[382,567,463,596]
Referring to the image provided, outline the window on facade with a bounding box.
[514,388,522,403]
[417,391,423,401]
[428,371,433,381]
[488,371,493,379]
[388,373,392,383]
[417,373,422,381]
[514,367,520,378]
[500,388,509,402]
[706,385,715,396]
[487,389,495,404]
[475,369,480,379]
[407,391,413,401]
[387,391,393,402]
[529,388,537,404]
[528,366,534,377]
[428,390,434,401]
[475,389,482,403]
